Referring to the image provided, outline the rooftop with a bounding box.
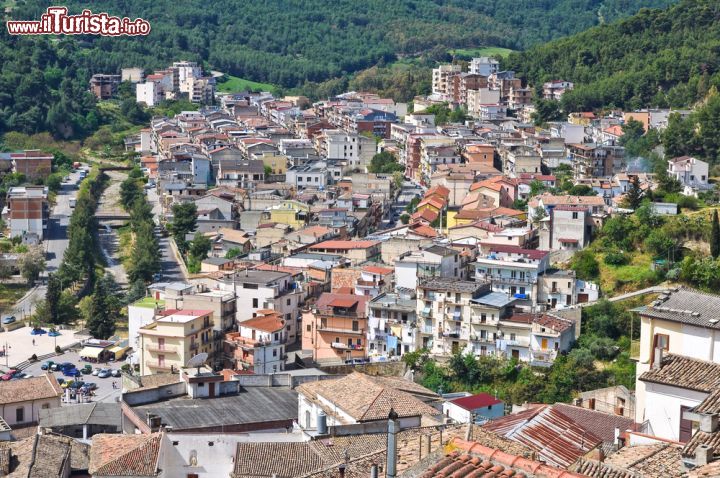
[0,373,62,405]
[635,287,720,330]
[450,393,502,411]
[131,387,297,430]
[470,291,516,308]
[131,297,165,309]
[639,354,720,393]
[156,310,212,324]
[89,433,162,477]
[419,278,486,294]
[39,402,120,428]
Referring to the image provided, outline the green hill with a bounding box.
[505,0,720,111]
[22,0,675,89]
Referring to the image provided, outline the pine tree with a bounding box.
[87,278,115,340]
[46,274,61,324]
[624,176,643,210]
[711,209,720,259]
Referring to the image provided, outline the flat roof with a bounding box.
[131,387,297,430]
[471,291,517,308]
[157,310,212,323]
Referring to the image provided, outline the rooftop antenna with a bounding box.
[185,352,209,375]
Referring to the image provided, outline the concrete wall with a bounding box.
[318,361,406,377]
[643,382,706,441]
[122,382,187,406]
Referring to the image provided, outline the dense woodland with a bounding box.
[506,0,720,111]
[19,0,673,89]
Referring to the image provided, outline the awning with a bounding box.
[108,346,129,359]
[79,346,103,359]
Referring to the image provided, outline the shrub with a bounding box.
[30,354,38,361]
[604,250,629,266]
[55,345,62,354]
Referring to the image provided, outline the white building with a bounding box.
[173,60,202,94]
[394,245,462,291]
[469,57,500,77]
[230,311,287,374]
[667,156,710,197]
[136,80,163,107]
[0,375,62,426]
[367,290,419,358]
[442,392,504,423]
[432,64,462,101]
[324,130,374,172]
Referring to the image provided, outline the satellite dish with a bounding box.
[185,353,208,373]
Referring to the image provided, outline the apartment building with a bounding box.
[543,80,574,100]
[180,290,237,368]
[11,150,52,180]
[218,270,302,343]
[417,278,491,355]
[322,130,374,171]
[89,74,120,100]
[667,156,710,196]
[301,292,370,363]
[2,186,49,240]
[568,143,625,179]
[469,57,500,76]
[432,64,462,101]
[308,240,380,265]
[224,311,286,374]
[136,80,163,107]
[473,245,550,310]
[539,205,596,251]
[394,245,462,290]
[138,310,214,375]
[367,290,419,358]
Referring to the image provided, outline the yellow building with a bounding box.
[268,200,310,230]
[139,310,214,376]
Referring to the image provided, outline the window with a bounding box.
[306,324,311,332]
[274,333,279,341]
[357,338,362,345]
[287,298,291,306]
[252,298,258,308]
[42,403,50,409]
[654,333,670,351]
[347,338,352,346]
[455,293,461,303]
[572,212,578,219]
[510,333,516,341]
[352,320,359,331]
[273,349,277,357]
[15,407,24,423]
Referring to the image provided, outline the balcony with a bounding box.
[504,337,531,347]
[530,350,558,367]
[189,343,199,351]
[147,363,173,372]
[146,344,178,354]
[419,325,434,334]
[356,279,383,288]
[420,308,433,319]
[441,329,462,339]
[318,324,365,335]
[331,342,364,351]
[477,274,534,286]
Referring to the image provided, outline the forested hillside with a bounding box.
[20,0,675,89]
[505,0,720,111]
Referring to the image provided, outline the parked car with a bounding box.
[1,370,17,381]
[1,316,15,325]
[12,372,26,379]
[69,381,85,390]
[81,382,97,392]
[92,368,101,376]
[97,369,111,379]
[56,377,65,386]
[22,373,33,379]
[63,368,82,378]
[61,380,72,389]
[50,363,59,371]
[80,365,93,375]
[41,361,55,370]
[110,369,121,377]
[30,327,46,335]
[48,329,61,337]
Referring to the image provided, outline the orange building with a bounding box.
[302,293,370,363]
[462,144,495,167]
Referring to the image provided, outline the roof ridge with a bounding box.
[358,386,391,421]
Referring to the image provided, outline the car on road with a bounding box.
[97,369,111,379]
[2,316,15,325]
[111,369,121,377]
[61,380,72,389]
[1,370,18,381]
[41,361,55,370]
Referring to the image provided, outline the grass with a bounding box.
[117,224,132,268]
[598,252,661,294]
[132,297,164,309]
[449,47,514,58]
[216,74,278,94]
[0,283,30,314]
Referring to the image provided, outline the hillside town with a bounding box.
[1,49,720,478]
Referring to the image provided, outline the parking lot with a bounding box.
[19,351,122,404]
[1,325,84,369]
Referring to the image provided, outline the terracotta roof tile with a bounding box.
[0,373,62,405]
[89,433,162,477]
[639,354,720,393]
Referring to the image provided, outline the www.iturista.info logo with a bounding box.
[7,6,151,36]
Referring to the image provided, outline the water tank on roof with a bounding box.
[317,411,328,434]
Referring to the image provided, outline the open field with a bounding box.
[450,47,514,58]
[216,74,278,93]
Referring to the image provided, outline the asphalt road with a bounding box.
[11,169,83,318]
[146,186,183,282]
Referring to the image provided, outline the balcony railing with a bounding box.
[316,308,364,319]
[331,342,364,351]
[469,335,495,344]
[189,343,199,351]
[420,309,433,318]
[146,344,178,354]
[147,363,173,371]
[505,338,530,347]
[477,274,534,285]
[318,325,365,335]
[420,325,434,334]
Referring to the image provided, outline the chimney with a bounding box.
[652,347,663,370]
[386,408,399,478]
[614,427,621,448]
[695,444,713,467]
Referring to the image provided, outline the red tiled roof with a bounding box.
[410,224,439,238]
[451,393,502,411]
[363,266,393,276]
[411,208,439,223]
[89,433,162,476]
[558,238,579,243]
[239,314,285,333]
[418,440,585,478]
[315,293,369,313]
[484,244,549,260]
[328,297,359,308]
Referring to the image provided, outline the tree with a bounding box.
[368,151,403,174]
[712,210,720,259]
[168,202,198,253]
[125,278,147,304]
[392,171,404,190]
[86,273,121,339]
[531,206,547,225]
[225,247,242,259]
[19,247,46,285]
[623,176,643,210]
[571,249,600,280]
[120,177,142,210]
[46,274,62,324]
[531,99,562,125]
[189,233,212,261]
